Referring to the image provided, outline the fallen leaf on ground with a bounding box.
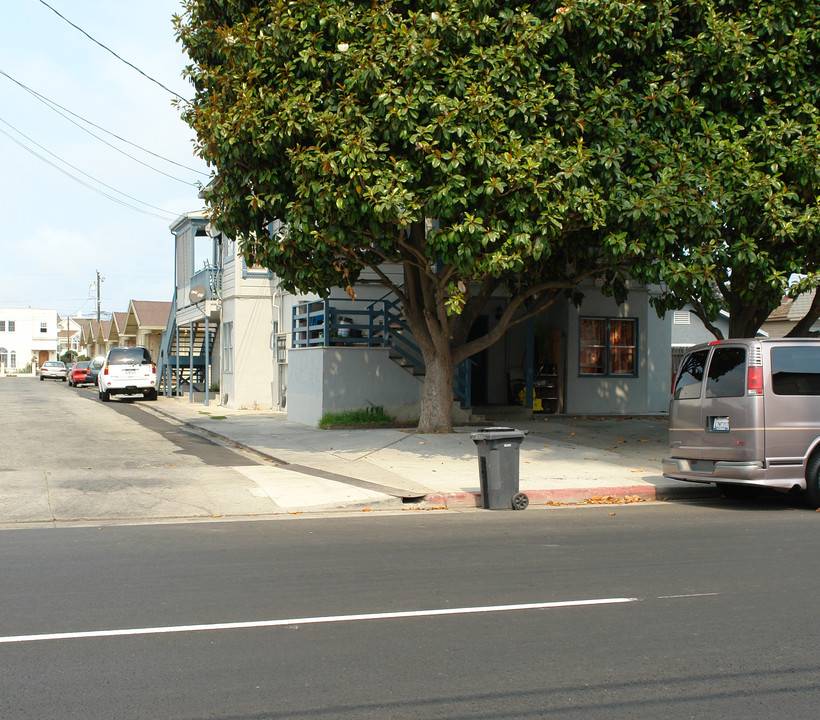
[578,495,651,505]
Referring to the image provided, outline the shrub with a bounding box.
[318,406,392,429]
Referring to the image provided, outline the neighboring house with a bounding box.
[104,312,129,350]
[122,301,171,362]
[760,289,820,338]
[81,321,96,358]
[77,305,170,360]
[669,306,731,376]
[83,320,109,358]
[58,316,92,359]
[0,308,59,373]
[163,212,673,423]
[97,320,112,357]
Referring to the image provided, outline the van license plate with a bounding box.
[712,416,730,432]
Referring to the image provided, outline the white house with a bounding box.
[163,212,279,410]
[0,308,59,374]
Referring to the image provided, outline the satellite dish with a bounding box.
[189,286,207,303]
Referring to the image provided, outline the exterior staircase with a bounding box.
[158,291,217,395]
[367,292,473,407]
[291,291,472,408]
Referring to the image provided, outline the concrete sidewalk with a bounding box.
[143,395,716,512]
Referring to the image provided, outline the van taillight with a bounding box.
[104,366,108,375]
[747,366,763,395]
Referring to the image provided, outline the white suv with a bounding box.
[98,346,158,401]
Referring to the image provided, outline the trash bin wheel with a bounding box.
[511,493,529,511]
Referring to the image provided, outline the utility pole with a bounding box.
[95,270,104,323]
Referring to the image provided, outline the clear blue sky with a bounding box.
[0,1,209,318]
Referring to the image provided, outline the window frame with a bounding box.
[222,321,234,373]
[771,346,820,396]
[579,316,639,377]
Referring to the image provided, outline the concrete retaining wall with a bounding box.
[287,346,423,426]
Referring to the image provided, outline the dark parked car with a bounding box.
[68,361,91,387]
[85,356,106,386]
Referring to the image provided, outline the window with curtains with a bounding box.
[579,318,637,376]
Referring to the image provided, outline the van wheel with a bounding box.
[99,388,110,403]
[806,455,820,509]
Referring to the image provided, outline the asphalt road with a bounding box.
[2,503,819,719]
[1,377,256,470]
[0,378,283,524]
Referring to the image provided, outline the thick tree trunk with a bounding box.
[417,348,456,433]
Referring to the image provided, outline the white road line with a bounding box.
[0,597,639,645]
[657,593,720,599]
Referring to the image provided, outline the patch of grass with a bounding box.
[318,406,393,429]
[210,415,227,420]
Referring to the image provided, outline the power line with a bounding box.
[0,68,207,179]
[38,0,189,102]
[0,114,185,217]
[0,123,177,221]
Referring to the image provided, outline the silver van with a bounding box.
[663,338,820,507]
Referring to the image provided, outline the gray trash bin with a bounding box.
[471,427,529,510]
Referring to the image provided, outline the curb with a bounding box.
[421,483,719,509]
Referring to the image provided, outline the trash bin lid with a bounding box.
[471,427,528,442]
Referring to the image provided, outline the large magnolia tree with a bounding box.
[175,0,703,431]
[639,0,820,339]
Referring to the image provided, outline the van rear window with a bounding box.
[771,347,820,395]
[108,348,152,365]
[706,347,746,398]
[673,350,708,399]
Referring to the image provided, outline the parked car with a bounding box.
[67,361,91,387]
[85,355,105,386]
[98,346,158,402]
[40,361,67,381]
[663,337,820,507]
